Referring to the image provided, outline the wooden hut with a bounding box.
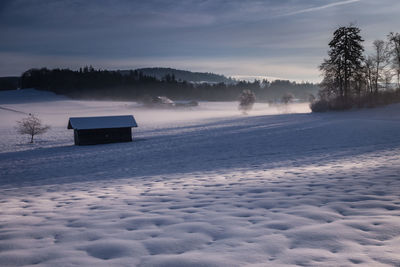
[68,115,138,145]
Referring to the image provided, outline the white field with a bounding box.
[0,89,400,266]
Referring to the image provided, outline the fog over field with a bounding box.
[0,89,310,153]
[1,89,400,266]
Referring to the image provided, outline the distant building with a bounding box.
[152,96,175,107]
[68,115,138,145]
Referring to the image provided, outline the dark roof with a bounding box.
[68,115,138,130]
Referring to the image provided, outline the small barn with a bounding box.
[68,115,138,145]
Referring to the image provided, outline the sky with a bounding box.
[0,0,400,82]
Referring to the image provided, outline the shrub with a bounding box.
[239,90,256,114]
[281,92,294,104]
[310,99,330,112]
[16,115,50,143]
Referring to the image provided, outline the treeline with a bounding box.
[132,67,235,84]
[0,77,20,91]
[20,67,319,102]
[312,26,400,112]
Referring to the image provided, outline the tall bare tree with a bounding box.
[364,56,375,94]
[370,40,391,94]
[387,32,400,89]
[382,70,394,90]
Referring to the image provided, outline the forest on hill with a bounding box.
[121,67,235,84]
[19,67,319,102]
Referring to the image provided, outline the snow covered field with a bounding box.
[0,89,400,266]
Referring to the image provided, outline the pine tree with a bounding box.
[320,25,364,107]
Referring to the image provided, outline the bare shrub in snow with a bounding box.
[310,99,330,112]
[16,115,50,143]
[239,90,256,114]
[281,93,294,104]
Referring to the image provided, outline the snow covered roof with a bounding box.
[68,115,138,130]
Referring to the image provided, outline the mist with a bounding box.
[0,89,310,153]
[131,102,310,127]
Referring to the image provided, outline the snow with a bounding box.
[1,89,400,266]
[68,115,138,130]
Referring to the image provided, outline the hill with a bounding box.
[0,76,20,91]
[122,67,235,84]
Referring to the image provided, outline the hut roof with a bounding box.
[68,115,138,130]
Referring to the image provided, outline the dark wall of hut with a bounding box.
[74,127,132,145]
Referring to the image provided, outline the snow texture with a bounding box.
[0,89,400,266]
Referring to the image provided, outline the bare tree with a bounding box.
[382,70,394,90]
[364,56,375,94]
[353,67,367,107]
[370,40,391,94]
[281,92,294,104]
[16,115,50,143]
[238,90,256,114]
[387,32,400,89]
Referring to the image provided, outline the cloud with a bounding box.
[0,51,321,82]
[0,0,399,81]
[278,0,361,17]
